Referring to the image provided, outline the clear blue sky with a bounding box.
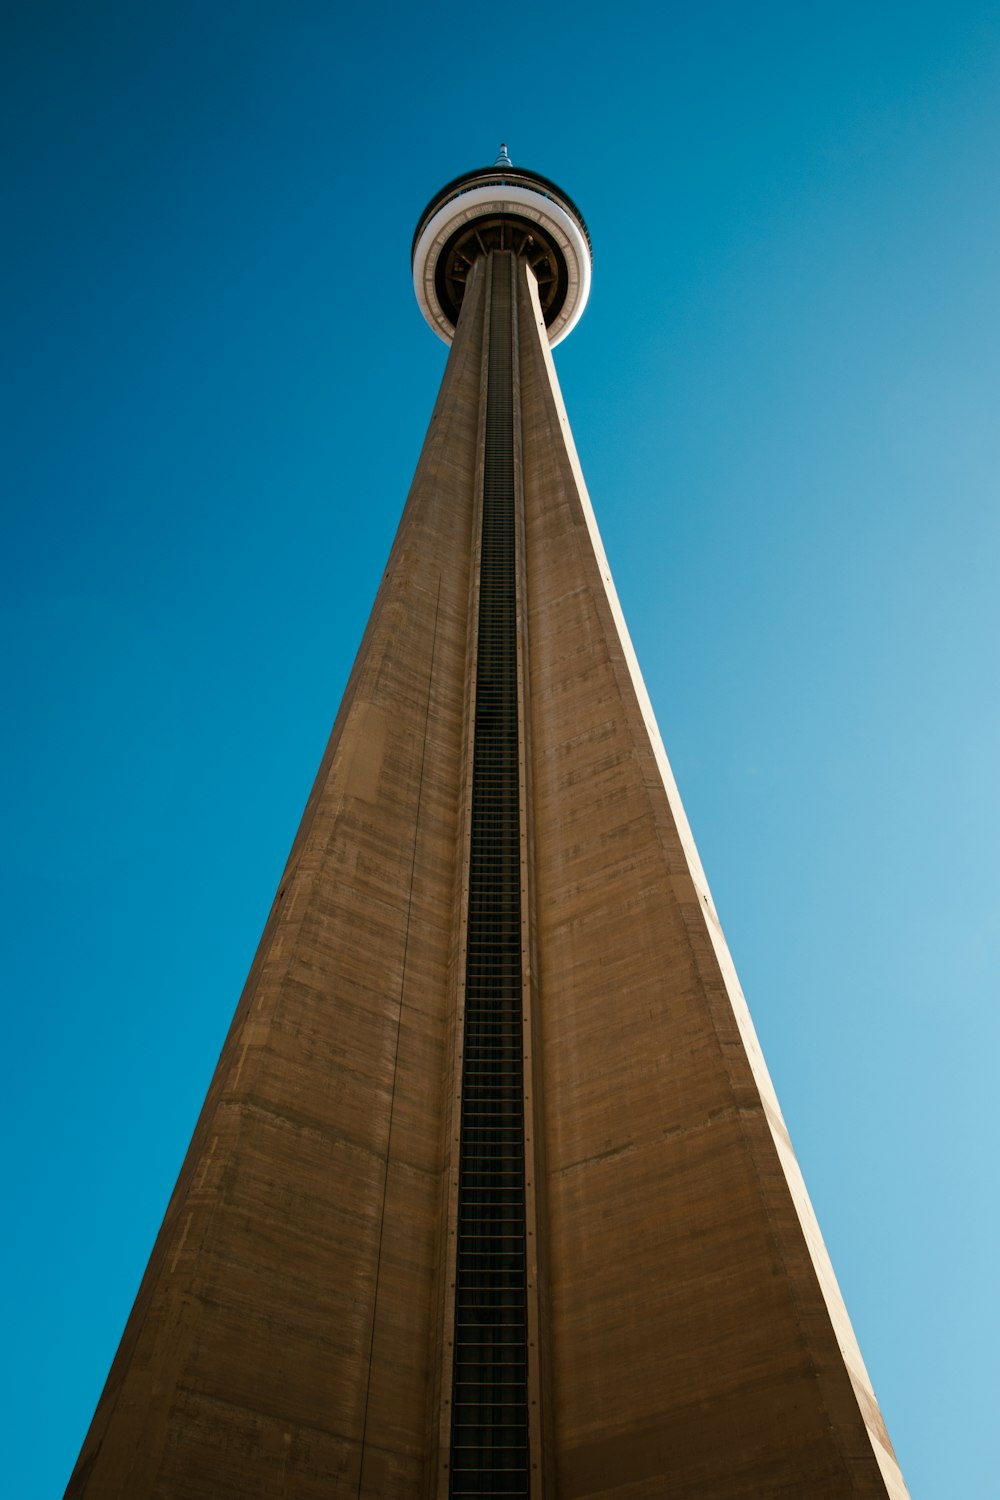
[4,3,999,1494]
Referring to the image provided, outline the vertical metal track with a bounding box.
[449,252,530,1498]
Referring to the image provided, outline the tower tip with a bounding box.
[494,142,513,167]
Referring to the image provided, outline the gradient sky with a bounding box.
[4,3,1000,1494]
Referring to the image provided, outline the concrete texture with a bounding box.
[66,251,908,1499]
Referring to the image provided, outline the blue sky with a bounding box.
[4,3,999,1494]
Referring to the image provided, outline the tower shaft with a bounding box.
[449,251,533,1495]
[67,234,908,1499]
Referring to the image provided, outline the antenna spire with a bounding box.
[494,142,513,168]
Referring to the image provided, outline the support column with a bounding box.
[444,250,538,1500]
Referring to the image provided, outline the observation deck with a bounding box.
[412,150,592,347]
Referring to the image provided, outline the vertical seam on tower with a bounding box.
[511,259,548,1497]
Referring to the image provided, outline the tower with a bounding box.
[67,152,908,1498]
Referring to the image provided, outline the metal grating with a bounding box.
[450,252,530,1499]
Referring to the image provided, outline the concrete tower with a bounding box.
[67,154,908,1500]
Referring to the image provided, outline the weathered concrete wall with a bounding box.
[66,251,908,1500]
[517,259,907,1499]
[66,267,489,1500]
